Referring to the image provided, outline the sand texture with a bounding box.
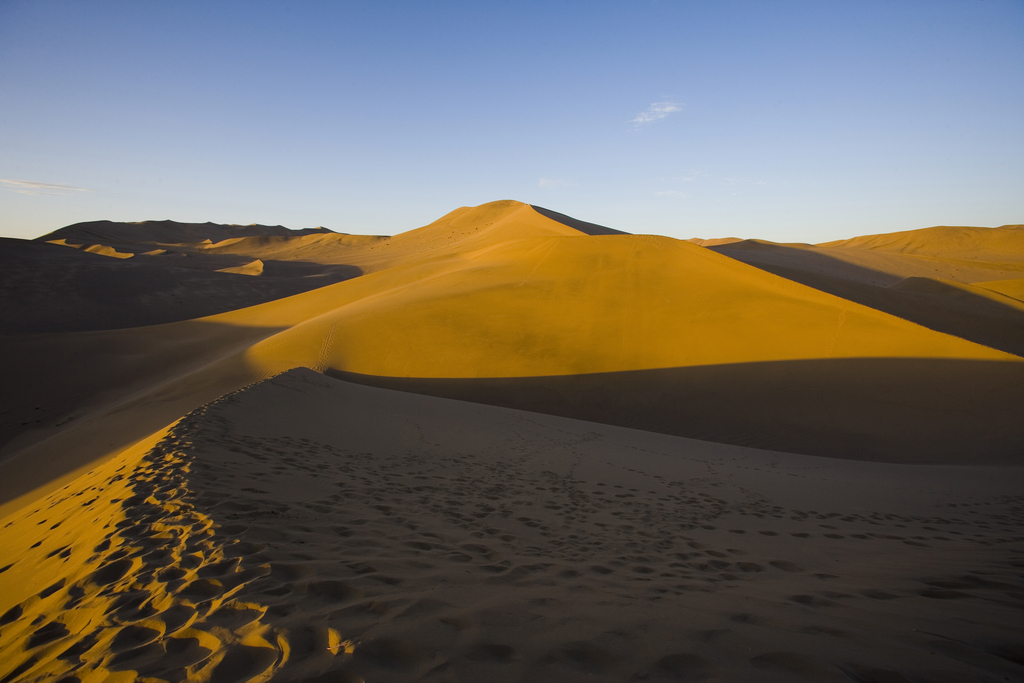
[1,369,1022,683]
[1,201,1022,682]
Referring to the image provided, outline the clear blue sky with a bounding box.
[1,0,1021,242]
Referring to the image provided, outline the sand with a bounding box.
[711,226,1024,357]
[1,201,1022,682]
[0,238,358,334]
[1,369,1022,683]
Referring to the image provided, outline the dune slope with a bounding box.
[2,369,1022,683]
[712,227,1024,357]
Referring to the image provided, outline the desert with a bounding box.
[1,201,1022,683]
[3,3,1023,681]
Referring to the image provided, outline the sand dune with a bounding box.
[217,259,265,276]
[1,201,1022,682]
[38,220,337,251]
[686,237,743,247]
[2,369,1021,683]
[3,202,1022,514]
[976,277,1024,302]
[0,238,359,334]
[818,224,1024,264]
[712,227,1024,358]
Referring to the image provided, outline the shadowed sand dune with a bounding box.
[1,369,1021,683]
[1,202,1022,682]
[528,205,628,235]
[712,230,1024,358]
[0,238,361,334]
[37,220,338,250]
[330,357,1024,464]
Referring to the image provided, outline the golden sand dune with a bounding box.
[1,201,1023,682]
[216,259,265,277]
[686,237,743,247]
[818,224,1024,263]
[1,202,1021,528]
[976,277,1024,302]
[2,369,1022,683]
[712,225,1024,357]
[80,244,134,259]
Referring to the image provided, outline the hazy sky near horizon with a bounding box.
[1,1,1022,242]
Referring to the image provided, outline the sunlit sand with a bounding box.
[1,202,1021,682]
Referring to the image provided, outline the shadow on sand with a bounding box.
[330,357,1024,465]
[711,242,1024,358]
[531,205,629,236]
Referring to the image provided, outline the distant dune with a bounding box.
[711,225,1024,357]
[1,201,1022,683]
[685,237,743,247]
[817,224,1024,262]
[37,219,338,249]
[0,238,360,334]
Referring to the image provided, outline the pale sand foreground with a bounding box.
[2,369,1022,683]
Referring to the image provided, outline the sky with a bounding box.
[1,0,1022,243]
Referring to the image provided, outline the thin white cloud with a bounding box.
[655,190,688,198]
[629,101,682,126]
[0,179,93,195]
[722,177,768,187]
[538,177,567,189]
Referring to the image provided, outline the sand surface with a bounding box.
[711,226,1024,357]
[1,201,1022,682]
[1,369,1021,683]
[0,238,358,334]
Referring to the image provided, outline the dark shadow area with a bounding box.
[0,318,284,456]
[328,358,1024,465]
[0,238,361,334]
[531,205,629,236]
[711,242,1024,358]
[0,318,284,512]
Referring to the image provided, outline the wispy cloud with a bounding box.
[0,179,93,195]
[629,101,682,127]
[538,177,569,189]
[722,176,768,187]
[654,190,688,198]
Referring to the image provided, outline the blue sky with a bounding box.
[1,0,1021,242]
